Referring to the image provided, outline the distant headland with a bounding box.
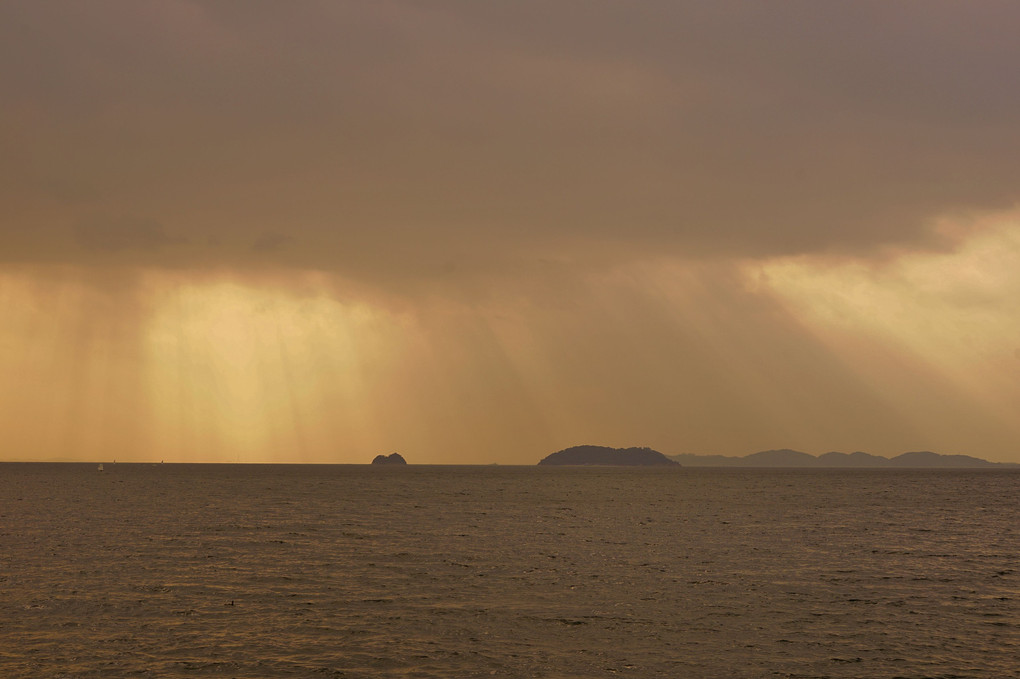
[538,445,680,466]
[669,449,1017,468]
[371,453,407,465]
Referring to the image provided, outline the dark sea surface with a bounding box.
[1,464,1017,678]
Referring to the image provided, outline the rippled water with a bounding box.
[1,464,1017,678]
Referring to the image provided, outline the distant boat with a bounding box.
[98,463,104,472]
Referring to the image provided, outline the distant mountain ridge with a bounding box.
[670,449,1017,468]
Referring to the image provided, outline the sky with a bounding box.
[2,1,1020,464]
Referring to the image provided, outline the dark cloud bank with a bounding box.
[2,1,1020,283]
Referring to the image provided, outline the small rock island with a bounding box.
[371,453,407,465]
[538,445,680,466]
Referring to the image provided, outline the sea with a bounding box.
[1,464,1017,678]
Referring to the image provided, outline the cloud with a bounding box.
[75,216,185,253]
[1,1,1019,285]
[251,232,294,253]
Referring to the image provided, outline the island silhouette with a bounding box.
[371,453,407,465]
[669,448,1016,468]
[538,445,680,466]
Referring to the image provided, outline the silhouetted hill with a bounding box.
[371,453,407,465]
[539,445,680,466]
[670,449,1015,468]
[816,451,889,467]
[742,449,817,467]
[888,451,1003,468]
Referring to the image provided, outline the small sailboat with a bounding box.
[98,463,104,472]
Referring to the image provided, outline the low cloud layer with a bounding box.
[3,1,1020,283]
[75,216,185,253]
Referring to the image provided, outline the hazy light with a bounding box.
[756,214,1020,460]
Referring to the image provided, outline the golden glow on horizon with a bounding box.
[0,271,413,463]
[143,278,407,463]
[3,217,1020,465]
[0,271,567,464]
[756,215,1020,452]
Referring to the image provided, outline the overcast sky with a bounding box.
[2,1,1019,463]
